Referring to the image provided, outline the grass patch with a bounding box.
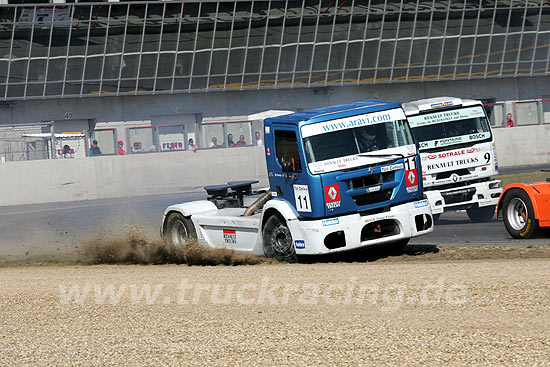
[496,170,550,187]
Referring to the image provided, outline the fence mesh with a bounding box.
[0,123,54,162]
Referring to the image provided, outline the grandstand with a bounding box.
[0,0,549,154]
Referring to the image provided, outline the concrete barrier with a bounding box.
[0,146,268,207]
[1,125,549,207]
[492,125,550,168]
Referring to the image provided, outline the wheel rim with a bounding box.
[170,219,188,247]
[506,197,528,231]
[270,224,293,257]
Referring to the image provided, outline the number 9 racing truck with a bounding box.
[162,100,434,262]
[403,97,503,222]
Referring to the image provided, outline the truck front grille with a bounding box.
[349,172,395,190]
[424,177,491,192]
[441,187,476,204]
[353,189,393,206]
[350,174,381,189]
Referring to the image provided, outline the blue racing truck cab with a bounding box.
[162,100,434,262]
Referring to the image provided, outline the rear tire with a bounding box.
[164,212,197,247]
[262,215,297,263]
[502,189,539,239]
[466,205,496,223]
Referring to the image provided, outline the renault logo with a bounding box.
[451,173,459,182]
[327,186,338,200]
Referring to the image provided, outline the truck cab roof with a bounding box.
[403,96,482,116]
[266,99,402,127]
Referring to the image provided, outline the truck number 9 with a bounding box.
[484,152,491,164]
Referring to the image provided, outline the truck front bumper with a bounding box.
[288,199,434,255]
[425,179,503,214]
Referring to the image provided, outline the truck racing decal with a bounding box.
[381,163,404,172]
[430,101,455,109]
[408,106,485,128]
[293,184,312,212]
[405,169,419,193]
[294,240,305,249]
[405,157,418,192]
[324,184,341,209]
[422,147,483,161]
[308,145,415,175]
[301,108,406,138]
[322,218,340,226]
[223,229,237,244]
[414,199,430,208]
[420,145,492,174]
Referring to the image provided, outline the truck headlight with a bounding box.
[489,182,501,189]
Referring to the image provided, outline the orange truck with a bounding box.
[497,171,550,238]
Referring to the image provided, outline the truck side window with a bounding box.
[274,130,302,172]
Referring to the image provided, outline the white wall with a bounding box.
[0,145,268,206]
[493,125,550,168]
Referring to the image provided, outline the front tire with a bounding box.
[502,189,539,239]
[164,212,197,247]
[466,205,496,223]
[262,215,297,263]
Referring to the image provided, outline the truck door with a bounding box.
[269,128,317,217]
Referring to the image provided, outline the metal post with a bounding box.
[50,121,56,159]
[537,101,544,125]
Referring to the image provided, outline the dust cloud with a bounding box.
[80,228,275,266]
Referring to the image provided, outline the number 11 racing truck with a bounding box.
[403,97,503,222]
[161,100,434,262]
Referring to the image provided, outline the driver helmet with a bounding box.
[364,126,376,141]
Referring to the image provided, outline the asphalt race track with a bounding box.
[1,188,548,260]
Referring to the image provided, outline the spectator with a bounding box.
[88,140,102,156]
[255,131,263,145]
[209,137,222,148]
[118,140,125,155]
[226,133,235,147]
[188,138,198,152]
[62,144,71,158]
[235,134,247,146]
[503,113,515,127]
[132,141,143,153]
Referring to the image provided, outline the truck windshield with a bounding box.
[408,106,492,151]
[303,119,414,163]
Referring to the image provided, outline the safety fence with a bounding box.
[85,118,265,157]
[0,122,54,162]
[484,99,550,128]
[3,98,549,161]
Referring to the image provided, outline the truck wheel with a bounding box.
[466,205,496,223]
[262,215,297,263]
[502,189,539,239]
[164,212,197,247]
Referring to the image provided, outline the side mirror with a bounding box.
[281,161,293,172]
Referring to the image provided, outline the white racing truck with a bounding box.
[403,97,503,222]
[161,100,434,262]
